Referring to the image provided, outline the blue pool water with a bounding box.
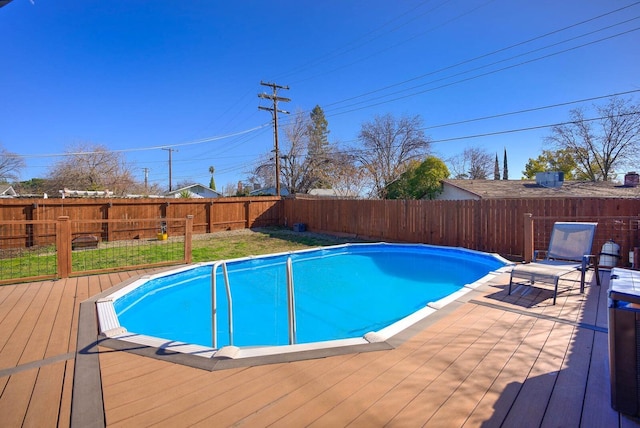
[114,243,506,349]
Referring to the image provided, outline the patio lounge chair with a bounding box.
[508,222,600,305]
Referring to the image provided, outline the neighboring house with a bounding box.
[0,184,17,198]
[165,184,222,198]
[437,175,640,200]
[249,186,290,196]
[308,188,359,198]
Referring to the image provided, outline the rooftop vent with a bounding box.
[624,172,639,187]
[536,171,564,188]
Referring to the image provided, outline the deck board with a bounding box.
[0,267,639,427]
[23,361,66,427]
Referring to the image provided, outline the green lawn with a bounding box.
[0,227,364,282]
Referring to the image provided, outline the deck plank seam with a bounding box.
[0,352,75,378]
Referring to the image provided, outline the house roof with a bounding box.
[249,186,289,196]
[165,183,222,197]
[441,179,640,199]
[0,184,17,198]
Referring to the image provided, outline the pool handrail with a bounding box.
[286,256,297,345]
[211,260,234,349]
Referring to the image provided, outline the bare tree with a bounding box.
[280,110,313,193]
[322,149,367,197]
[546,97,640,181]
[448,146,493,179]
[249,153,276,189]
[46,143,137,196]
[0,145,26,182]
[357,113,430,198]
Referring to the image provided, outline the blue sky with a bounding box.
[1,0,639,192]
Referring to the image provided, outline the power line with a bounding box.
[325,25,640,117]
[14,124,270,159]
[422,89,640,130]
[318,2,640,110]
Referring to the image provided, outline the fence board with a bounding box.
[283,198,640,262]
[3,197,640,267]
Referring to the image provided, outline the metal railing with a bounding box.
[210,256,299,350]
[286,257,297,345]
[211,260,234,349]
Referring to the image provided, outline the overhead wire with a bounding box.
[328,27,640,117]
[316,111,640,159]
[15,123,271,159]
[323,19,640,117]
[320,1,640,110]
[273,0,454,81]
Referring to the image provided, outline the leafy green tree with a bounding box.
[493,154,500,180]
[16,178,48,195]
[387,156,449,199]
[523,149,578,179]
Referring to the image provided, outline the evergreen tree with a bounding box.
[307,105,329,156]
[494,154,500,180]
[306,105,331,188]
[208,166,216,190]
[503,148,509,180]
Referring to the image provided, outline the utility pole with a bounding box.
[162,148,177,192]
[258,81,290,196]
[142,167,149,193]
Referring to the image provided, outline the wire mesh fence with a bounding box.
[69,218,188,275]
[0,217,191,284]
[0,221,58,282]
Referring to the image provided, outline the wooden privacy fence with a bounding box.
[0,196,282,248]
[2,196,640,284]
[283,197,640,261]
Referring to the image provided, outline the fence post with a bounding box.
[57,216,72,278]
[207,201,214,233]
[524,213,534,263]
[184,215,193,264]
[245,200,251,228]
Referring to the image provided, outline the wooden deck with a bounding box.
[1,268,640,427]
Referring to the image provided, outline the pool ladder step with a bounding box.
[211,257,298,350]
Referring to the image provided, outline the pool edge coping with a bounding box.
[87,250,512,372]
[95,243,512,366]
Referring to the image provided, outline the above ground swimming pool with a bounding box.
[97,243,510,361]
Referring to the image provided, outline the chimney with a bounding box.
[624,172,639,187]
